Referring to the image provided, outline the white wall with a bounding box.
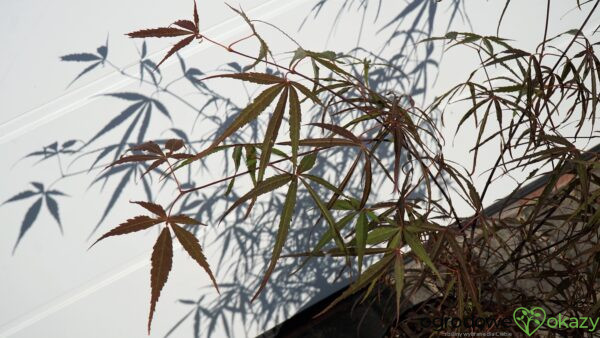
[0,1,595,337]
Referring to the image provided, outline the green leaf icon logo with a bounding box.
[513,307,546,336]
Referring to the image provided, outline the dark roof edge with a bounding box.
[482,142,600,217]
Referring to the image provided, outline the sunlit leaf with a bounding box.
[197,84,284,159]
[258,87,288,182]
[221,174,292,221]
[252,177,298,301]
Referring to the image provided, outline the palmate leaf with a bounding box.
[315,212,357,252]
[210,83,283,146]
[252,177,298,301]
[291,211,358,275]
[149,227,173,334]
[189,77,316,168]
[193,75,319,176]
[127,1,200,69]
[89,201,210,334]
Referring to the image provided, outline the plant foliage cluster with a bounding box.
[5,0,600,336]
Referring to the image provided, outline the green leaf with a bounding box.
[252,177,298,301]
[199,84,284,157]
[290,47,307,67]
[288,86,301,166]
[366,227,399,245]
[301,174,345,196]
[291,212,357,275]
[403,230,441,280]
[294,138,359,148]
[221,174,292,221]
[291,82,322,105]
[298,153,317,173]
[303,50,350,77]
[313,212,357,253]
[270,147,288,158]
[302,179,347,255]
[245,145,258,184]
[394,253,405,314]
[258,87,288,182]
[332,199,356,210]
[226,146,244,196]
